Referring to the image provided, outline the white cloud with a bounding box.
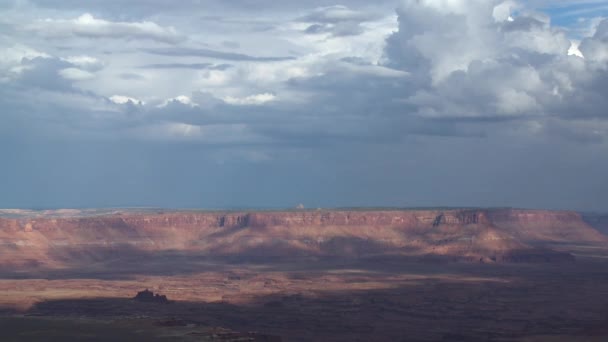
[0,45,50,77]
[568,40,584,58]
[579,19,608,62]
[28,13,183,44]
[3,1,608,148]
[159,95,196,107]
[493,1,518,22]
[383,0,603,125]
[166,122,202,138]
[58,67,95,81]
[109,95,143,105]
[496,88,539,115]
[223,93,276,105]
[402,0,473,15]
[62,55,105,71]
[301,5,377,24]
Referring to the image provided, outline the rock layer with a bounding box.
[0,208,606,266]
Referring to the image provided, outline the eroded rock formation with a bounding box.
[133,289,169,304]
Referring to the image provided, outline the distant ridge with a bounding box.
[1,208,606,266]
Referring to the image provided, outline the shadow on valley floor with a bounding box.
[0,254,481,281]
[2,274,608,342]
[0,255,572,282]
[0,239,583,281]
[1,238,435,280]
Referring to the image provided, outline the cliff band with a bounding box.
[1,209,606,266]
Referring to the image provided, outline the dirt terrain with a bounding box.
[0,208,607,341]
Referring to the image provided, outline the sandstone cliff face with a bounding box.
[486,209,607,244]
[0,209,604,266]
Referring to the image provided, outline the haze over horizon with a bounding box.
[2,0,608,211]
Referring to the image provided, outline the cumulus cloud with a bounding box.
[6,1,608,144]
[579,19,608,62]
[27,13,183,43]
[386,0,570,82]
[381,0,608,129]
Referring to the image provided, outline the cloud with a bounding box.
[300,5,381,36]
[118,72,145,80]
[62,55,105,71]
[304,22,365,37]
[140,63,232,70]
[158,95,195,107]
[6,1,608,144]
[568,40,584,58]
[141,47,295,61]
[2,0,608,209]
[25,0,398,16]
[58,67,95,81]
[382,0,594,126]
[11,57,75,90]
[300,5,378,24]
[222,93,276,105]
[579,18,608,61]
[109,95,143,105]
[0,45,51,76]
[27,13,183,44]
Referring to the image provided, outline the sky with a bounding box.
[1,0,608,211]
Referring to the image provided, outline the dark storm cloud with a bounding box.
[2,0,608,210]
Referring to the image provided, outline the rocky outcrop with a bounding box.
[0,208,605,265]
[133,289,169,304]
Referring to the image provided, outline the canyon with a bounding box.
[1,208,608,341]
[0,208,605,267]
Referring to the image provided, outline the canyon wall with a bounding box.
[0,209,606,266]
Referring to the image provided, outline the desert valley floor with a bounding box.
[0,208,607,341]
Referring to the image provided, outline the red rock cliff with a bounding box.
[0,209,605,265]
